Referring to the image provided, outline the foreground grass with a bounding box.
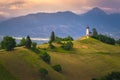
[0,62,18,80]
[45,37,120,80]
[0,37,120,80]
[0,47,66,80]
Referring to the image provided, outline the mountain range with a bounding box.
[0,7,120,40]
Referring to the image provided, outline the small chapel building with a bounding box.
[86,26,92,37]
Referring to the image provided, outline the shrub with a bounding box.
[116,39,120,45]
[62,36,74,41]
[49,43,55,49]
[92,72,120,80]
[41,52,51,64]
[19,38,26,46]
[39,68,48,78]
[91,28,115,45]
[32,42,37,48]
[52,64,62,72]
[1,36,16,51]
[61,41,73,50]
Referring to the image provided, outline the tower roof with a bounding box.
[86,26,89,29]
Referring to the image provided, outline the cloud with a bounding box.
[0,0,120,17]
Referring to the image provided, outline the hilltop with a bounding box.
[0,37,120,80]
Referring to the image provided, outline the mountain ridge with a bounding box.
[0,7,120,39]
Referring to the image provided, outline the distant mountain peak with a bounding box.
[84,7,107,16]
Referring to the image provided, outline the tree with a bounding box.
[1,36,16,51]
[41,52,51,64]
[25,35,32,49]
[92,28,98,38]
[32,42,37,48]
[61,41,73,50]
[19,38,26,46]
[63,36,74,41]
[49,31,55,43]
[116,39,120,45]
[39,68,48,79]
[52,64,62,72]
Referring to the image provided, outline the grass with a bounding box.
[47,37,120,80]
[0,37,120,80]
[0,47,66,80]
[0,62,18,80]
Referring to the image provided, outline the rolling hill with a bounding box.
[0,7,120,39]
[0,37,120,80]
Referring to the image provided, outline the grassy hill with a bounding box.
[39,36,120,80]
[0,37,120,80]
[0,47,66,80]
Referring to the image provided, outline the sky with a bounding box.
[0,0,120,17]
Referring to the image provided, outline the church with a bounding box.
[86,26,92,37]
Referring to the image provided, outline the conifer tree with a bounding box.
[92,28,98,37]
[25,35,32,49]
[49,31,55,43]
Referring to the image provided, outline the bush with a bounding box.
[39,68,48,78]
[116,39,120,45]
[55,36,73,43]
[62,36,74,41]
[41,52,51,64]
[52,64,62,72]
[49,43,55,49]
[92,72,120,80]
[19,38,26,46]
[61,41,73,50]
[32,42,37,48]
[1,36,16,51]
[92,34,115,45]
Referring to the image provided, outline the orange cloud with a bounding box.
[0,0,119,17]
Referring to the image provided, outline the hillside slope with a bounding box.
[44,37,120,80]
[0,47,66,80]
[0,37,120,80]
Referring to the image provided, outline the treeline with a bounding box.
[92,28,117,45]
[0,34,63,80]
[49,31,74,50]
[0,35,37,51]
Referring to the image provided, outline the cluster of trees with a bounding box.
[0,36,16,51]
[55,36,73,43]
[0,35,37,51]
[48,31,74,50]
[61,41,73,50]
[116,39,120,46]
[92,28,115,45]
[49,31,73,43]
[92,72,120,80]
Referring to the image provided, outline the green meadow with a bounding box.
[0,37,120,80]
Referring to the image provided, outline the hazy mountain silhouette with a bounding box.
[0,7,120,39]
[0,15,6,22]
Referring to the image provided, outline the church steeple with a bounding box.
[86,26,90,36]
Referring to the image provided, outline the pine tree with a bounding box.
[25,35,32,49]
[92,28,98,37]
[49,31,55,43]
